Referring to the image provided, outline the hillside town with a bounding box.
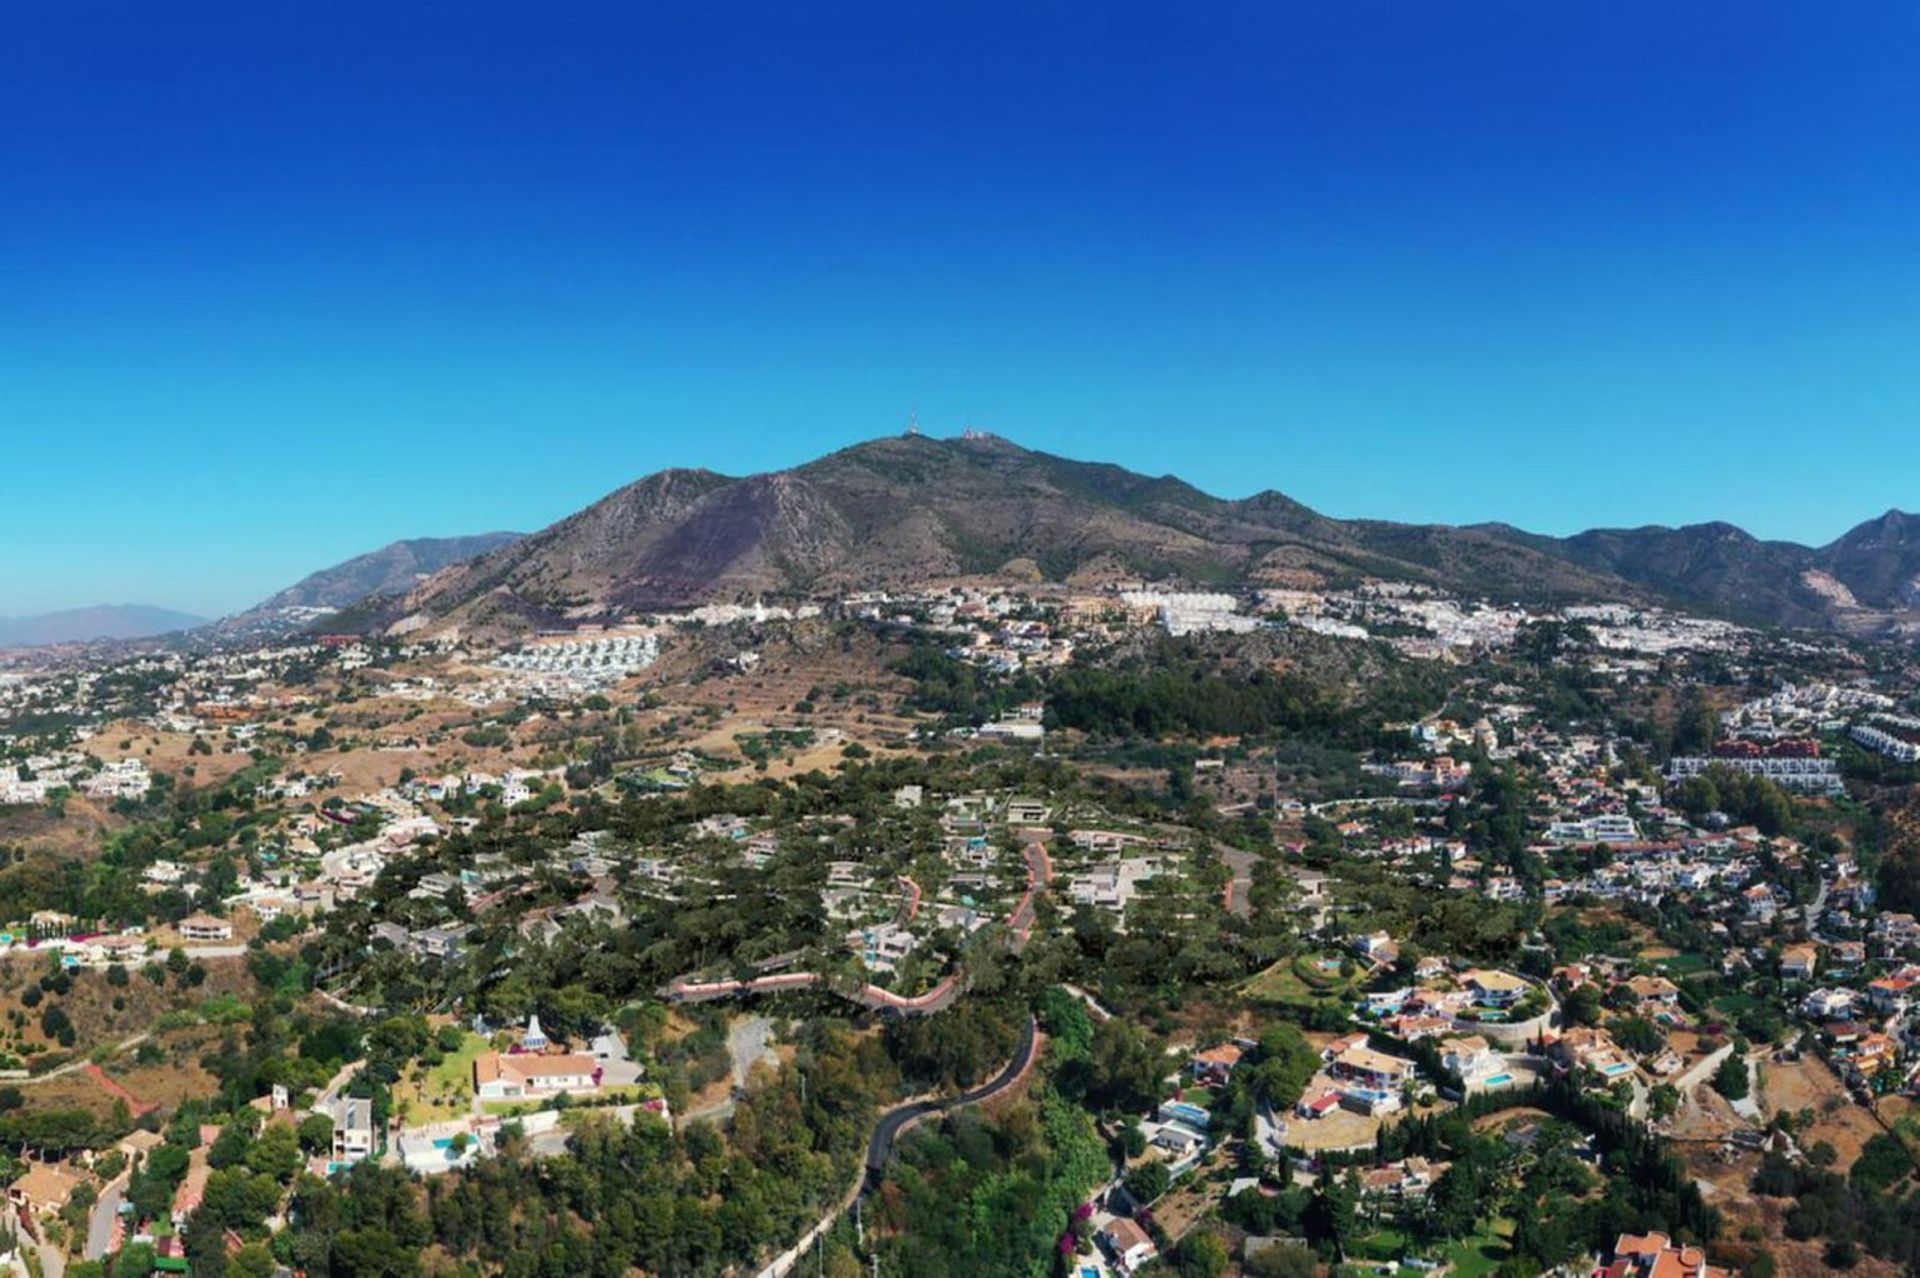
[0,559,1918,1278]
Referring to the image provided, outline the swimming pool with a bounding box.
[1162,1101,1211,1127]
[1483,1072,1514,1087]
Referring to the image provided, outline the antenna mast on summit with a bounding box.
[906,410,920,437]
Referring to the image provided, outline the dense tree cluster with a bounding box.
[268,1020,906,1278]
[871,1087,1107,1277]
[1669,764,1795,835]
[1046,660,1337,741]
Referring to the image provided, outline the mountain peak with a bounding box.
[311,439,1920,640]
[393,436,1642,632]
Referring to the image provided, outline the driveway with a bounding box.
[1216,844,1257,918]
[729,1016,779,1089]
[85,1174,127,1259]
[591,1029,645,1087]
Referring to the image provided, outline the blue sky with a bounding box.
[5,3,1919,616]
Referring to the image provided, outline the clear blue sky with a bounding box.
[5,3,1919,616]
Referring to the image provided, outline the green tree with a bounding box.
[1173,1231,1231,1278]
[1711,1054,1750,1103]
[1124,1161,1171,1204]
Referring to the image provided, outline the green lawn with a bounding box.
[482,1098,546,1118]
[1652,953,1711,976]
[394,1031,491,1125]
[1351,1227,1412,1261]
[1244,953,1359,1005]
[1442,1220,1514,1278]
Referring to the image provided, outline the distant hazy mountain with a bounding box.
[0,604,208,647]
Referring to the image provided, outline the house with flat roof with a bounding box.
[332,1096,376,1165]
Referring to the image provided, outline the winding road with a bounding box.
[861,1015,1040,1190]
[757,1016,1041,1278]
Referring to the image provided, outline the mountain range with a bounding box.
[213,533,524,636]
[3,535,523,650]
[366,434,1920,638]
[0,604,210,648]
[19,437,1917,648]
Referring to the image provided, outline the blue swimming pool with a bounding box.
[1484,1072,1514,1086]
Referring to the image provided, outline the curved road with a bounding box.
[861,1015,1039,1190]
[758,1017,1041,1278]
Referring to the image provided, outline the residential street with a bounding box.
[85,1173,128,1260]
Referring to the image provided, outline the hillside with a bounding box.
[217,532,524,635]
[1484,512,1920,633]
[390,434,1637,633]
[351,434,1920,638]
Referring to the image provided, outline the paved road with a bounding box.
[862,1015,1039,1189]
[85,1174,127,1259]
[1214,844,1257,919]
[31,1232,66,1278]
[757,1017,1041,1278]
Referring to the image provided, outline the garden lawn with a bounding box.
[1244,954,1359,1006]
[393,1031,490,1125]
[1441,1220,1514,1278]
[1651,953,1711,977]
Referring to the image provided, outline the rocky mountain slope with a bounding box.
[354,433,1918,638]
[218,532,523,634]
[389,434,1638,632]
[1488,512,1920,631]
